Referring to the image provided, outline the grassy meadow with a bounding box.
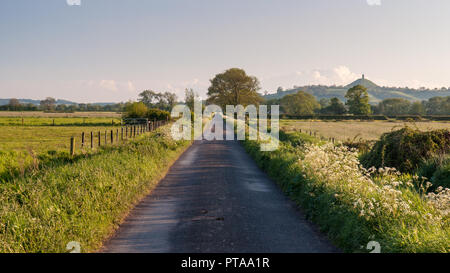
[280,120,450,141]
[0,126,121,153]
[0,113,125,181]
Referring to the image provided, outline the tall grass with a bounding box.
[0,126,191,253]
[243,131,449,253]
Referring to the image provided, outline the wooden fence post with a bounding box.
[110,130,114,144]
[121,127,124,141]
[81,132,85,148]
[116,129,119,141]
[70,137,75,156]
[91,132,94,149]
[98,131,101,147]
[104,130,107,144]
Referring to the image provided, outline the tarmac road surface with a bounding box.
[102,130,337,253]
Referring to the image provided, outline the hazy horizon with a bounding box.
[1,0,450,103]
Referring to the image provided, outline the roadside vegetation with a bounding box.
[0,125,191,253]
[243,129,449,253]
[360,127,450,190]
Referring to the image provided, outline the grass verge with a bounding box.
[242,131,449,253]
[0,125,192,253]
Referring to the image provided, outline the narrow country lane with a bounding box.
[101,130,337,253]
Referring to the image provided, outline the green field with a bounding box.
[0,111,122,127]
[0,126,122,153]
[281,120,450,141]
[0,113,139,183]
[0,125,192,252]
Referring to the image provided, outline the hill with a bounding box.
[345,75,379,89]
[264,76,450,104]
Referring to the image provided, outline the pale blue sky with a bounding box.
[1,0,450,102]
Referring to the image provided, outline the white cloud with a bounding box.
[366,0,381,6]
[262,65,361,92]
[333,65,359,85]
[99,80,118,92]
[127,81,136,93]
[301,66,359,86]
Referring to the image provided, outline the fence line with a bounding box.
[69,119,169,156]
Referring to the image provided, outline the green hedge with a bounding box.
[361,127,450,173]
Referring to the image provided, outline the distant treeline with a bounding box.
[0,98,128,112]
[266,86,450,116]
[280,114,450,121]
[1,92,179,114]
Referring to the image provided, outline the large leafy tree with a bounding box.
[409,101,426,115]
[124,102,149,118]
[138,90,177,111]
[424,96,450,115]
[207,68,262,107]
[378,98,411,115]
[8,98,21,110]
[321,97,347,114]
[345,85,371,115]
[280,91,320,115]
[40,97,56,111]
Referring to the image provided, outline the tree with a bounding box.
[125,102,148,118]
[319,98,331,109]
[277,87,284,94]
[184,88,198,110]
[138,90,177,111]
[207,68,262,108]
[378,98,411,115]
[424,96,450,115]
[345,85,371,115]
[280,91,320,115]
[321,97,347,115]
[8,98,21,110]
[40,97,56,111]
[409,101,426,115]
[161,92,177,111]
[139,90,160,107]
